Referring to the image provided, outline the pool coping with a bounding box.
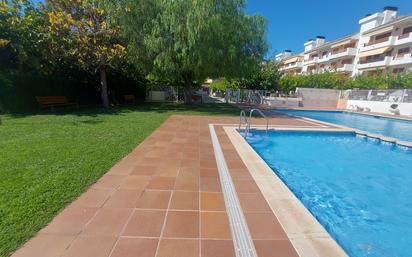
[222,126,349,257]
[275,107,412,122]
[276,111,412,148]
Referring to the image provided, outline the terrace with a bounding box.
[6,106,346,257]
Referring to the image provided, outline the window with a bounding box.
[309,54,318,60]
[375,32,391,41]
[397,47,410,58]
[402,26,412,35]
[342,58,353,64]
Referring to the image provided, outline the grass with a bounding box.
[0,103,239,257]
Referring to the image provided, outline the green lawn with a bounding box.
[0,103,238,257]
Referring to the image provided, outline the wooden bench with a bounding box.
[124,95,136,104]
[35,96,78,110]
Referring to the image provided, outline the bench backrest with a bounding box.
[124,95,136,102]
[36,96,69,105]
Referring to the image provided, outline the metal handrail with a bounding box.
[239,110,248,131]
[239,108,269,138]
[248,109,269,135]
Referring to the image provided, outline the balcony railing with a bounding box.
[357,56,391,69]
[365,36,390,46]
[330,48,357,59]
[398,33,410,39]
[390,53,412,66]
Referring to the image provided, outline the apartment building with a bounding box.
[276,7,412,76]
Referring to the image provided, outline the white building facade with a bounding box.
[276,7,412,77]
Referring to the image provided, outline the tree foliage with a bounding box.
[0,0,48,72]
[118,0,268,103]
[278,72,412,92]
[46,0,126,107]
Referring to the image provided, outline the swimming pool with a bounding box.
[274,109,412,143]
[246,130,412,257]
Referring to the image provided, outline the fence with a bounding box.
[344,89,412,103]
[146,86,184,102]
[224,89,267,105]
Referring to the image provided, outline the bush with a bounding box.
[278,72,412,92]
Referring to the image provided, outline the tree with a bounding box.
[0,0,48,72]
[46,0,126,107]
[119,0,268,103]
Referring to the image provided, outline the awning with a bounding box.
[364,26,394,37]
[358,47,390,58]
[331,39,353,49]
[283,57,300,64]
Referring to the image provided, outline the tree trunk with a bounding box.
[183,73,192,104]
[100,68,109,108]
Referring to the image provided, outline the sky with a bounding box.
[245,0,412,57]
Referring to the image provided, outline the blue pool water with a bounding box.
[274,109,412,142]
[246,130,412,257]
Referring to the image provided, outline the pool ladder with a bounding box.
[239,108,269,137]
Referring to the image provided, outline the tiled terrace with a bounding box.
[12,114,337,257]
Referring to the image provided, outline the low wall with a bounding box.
[264,97,301,107]
[301,100,338,108]
[346,100,412,116]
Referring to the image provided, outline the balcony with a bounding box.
[336,64,354,73]
[318,54,330,63]
[357,56,391,69]
[390,54,412,66]
[304,57,318,66]
[361,36,396,52]
[329,48,357,60]
[281,62,303,70]
[395,33,412,46]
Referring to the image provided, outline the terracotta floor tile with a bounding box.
[170,191,199,210]
[180,159,200,169]
[131,165,158,176]
[233,180,261,193]
[103,189,142,208]
[138,157,164,166]
[110,238,158,257]
[11,234,74,257]
[122,210,166,237]
[200,168,219,178]
[253,240,299,257]
[92,175,125,189]
[201,240,236,257]
[163,211,199,238]
[154,167,180,177]
[201,212,231,239]
[238,193,271,212]
[70,188,113,208]
[174,175,199,191]
[245,213,288,240]
[199,160,217,169]
[147,176,176,190]
[229,168,253,180]
[119,176,151,190]
[200,178,222,192]
[157,239,199,257]
[83,208,132,236]
[135,190,171,209]
[40,207,98,235]
[179,167,200,177]
[200,192,225,211]
[61,236,116,257]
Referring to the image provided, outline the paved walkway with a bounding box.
[12,114,331,257]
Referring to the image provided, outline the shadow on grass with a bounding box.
[4,102,240,119]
